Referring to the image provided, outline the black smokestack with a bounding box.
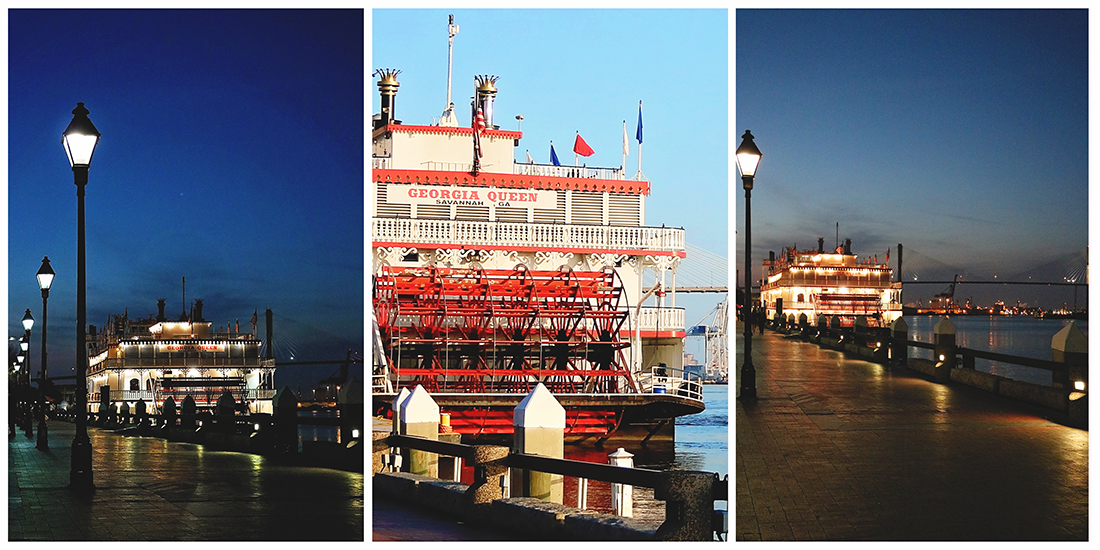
[844,238,852,255]
[156,299,166,322]
[818,238,824,253]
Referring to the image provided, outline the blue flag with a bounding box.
[550,142,560,166]
[636,101,643,144]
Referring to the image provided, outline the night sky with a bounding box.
[7,9,365,392]
[736,9,1088,309]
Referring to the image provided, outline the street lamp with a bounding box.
[736,130,762,400]
[64,102,100,492]
[22,311,34,437]
[37,256,55,450]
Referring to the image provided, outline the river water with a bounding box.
[560,384,729,525]
[903,315,1088,387]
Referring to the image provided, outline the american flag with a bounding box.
[472,107,486,175]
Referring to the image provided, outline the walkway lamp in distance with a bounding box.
[63,101,100,492]
[737,130,761,400]
[36,256,55,450]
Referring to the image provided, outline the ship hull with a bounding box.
[372,391,704,443]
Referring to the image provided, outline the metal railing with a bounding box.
[635,365,704,401]
[513,162,626,181]
[373,217,684,253]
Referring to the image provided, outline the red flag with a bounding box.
[573,132,594,157]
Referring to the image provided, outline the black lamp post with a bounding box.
[63,102,100,492]
[736,130,762,400]
[36,257,55,451]
[22,310,35,437]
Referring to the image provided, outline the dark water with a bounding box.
[904,315,1088,387]
[298,409,340,445]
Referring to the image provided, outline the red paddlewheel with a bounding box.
[374,265,636,396]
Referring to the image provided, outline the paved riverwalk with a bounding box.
[9,421,363,540]
[735,322,1088,541]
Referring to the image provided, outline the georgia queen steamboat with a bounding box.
[760,237,902,328]
[370,20,703,443]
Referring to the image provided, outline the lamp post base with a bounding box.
[35,419,48,451]
[69,435,95,492]
[738,365,757,400]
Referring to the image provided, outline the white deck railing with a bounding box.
[372,218,684,253]
[634,307,686,333]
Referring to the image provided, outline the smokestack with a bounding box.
[193,299,204,322]
[769,250,775,263]
[475,75,499,129]
[374,68,401,129]
[156,299,166,322]
[265,308,274,360]
[818,238,824,253]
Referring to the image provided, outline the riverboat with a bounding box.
[370,18,703,442]
[85,298,277,415]
[760,238,902,328]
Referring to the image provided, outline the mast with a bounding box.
[440,14,459,126]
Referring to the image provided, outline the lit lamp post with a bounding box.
[736,130,762,400]
[36,256,55,451]
[22,310,35,437]
[63,102,100,492]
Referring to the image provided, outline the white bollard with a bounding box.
[399,385,439,478]
[608,447,634,517]
[512,383,565,503]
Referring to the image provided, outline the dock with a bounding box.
[735,322,1087,540]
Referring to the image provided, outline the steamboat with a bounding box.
[760,237,902,328]
[370,18,703,442]
[86,297,277,415]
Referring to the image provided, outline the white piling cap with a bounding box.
[391,387,411,428]
[890,317,908,333]
[513,383,565,429]
[608,447,634,459]
[934,316,956,335]
[1052,321,1088,354]
[400,384,440,424]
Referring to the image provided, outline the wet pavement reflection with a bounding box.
[736,323,1087,541]
[9,421,363,540]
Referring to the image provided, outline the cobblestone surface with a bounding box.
[9,421,363,540]
[735,323,1088,541]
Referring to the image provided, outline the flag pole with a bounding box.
[635,100,644,180]
[622,120,628,177]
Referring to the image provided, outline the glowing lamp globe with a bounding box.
[62,102,101,168]
[37,256,55,292]
[735,130,762,187]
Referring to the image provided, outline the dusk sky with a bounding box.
[373,9,730,351]
[6,9,365,392]
[736,9,1088,309]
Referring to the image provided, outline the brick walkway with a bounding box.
[735,323,1088,540]
[9,421,363,540]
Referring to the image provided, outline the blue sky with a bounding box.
[372,8,730,350]
[736,9,1088,308]
[6,9,365,392]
